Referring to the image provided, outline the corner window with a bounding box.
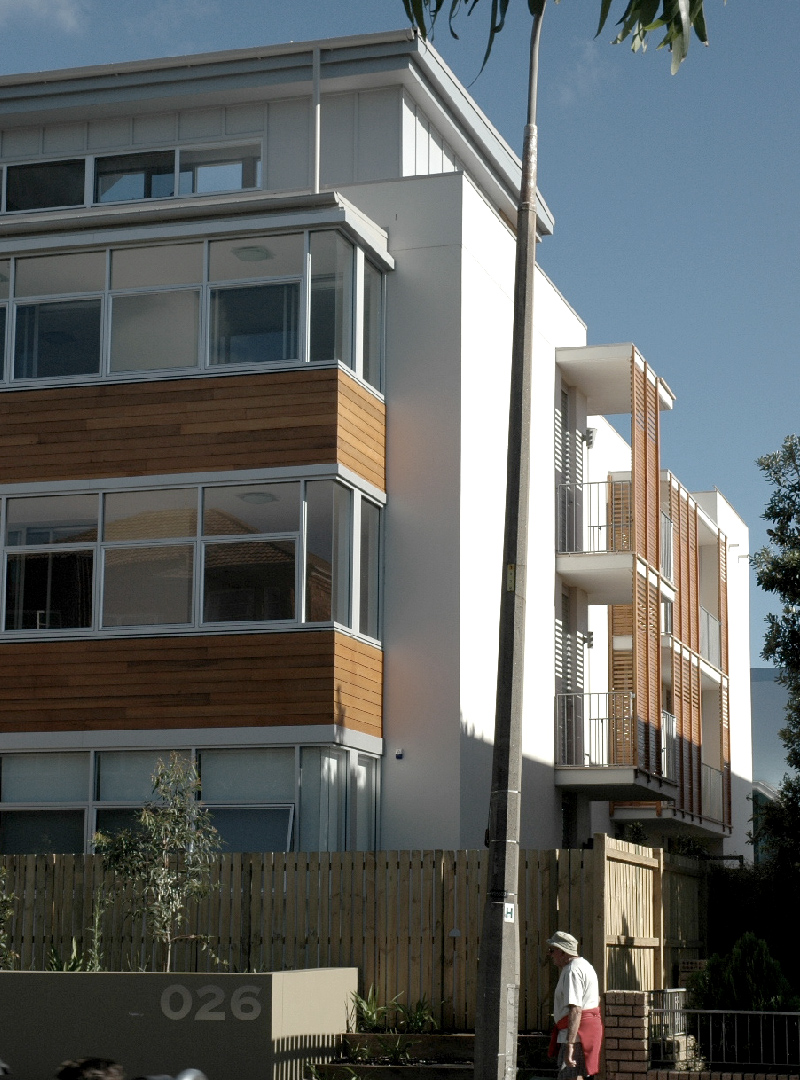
[0,478,380,639]
[310,231,354,365]
[0,231,384,389]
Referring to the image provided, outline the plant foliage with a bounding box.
[94,752,220,972]
[401,0,716,73]
[0,868,15,969]
[687,932,798,1012]
[751,435,800,867]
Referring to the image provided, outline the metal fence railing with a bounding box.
[660,511,674,581]
[555,691,636,767]
[661,710,678,782]
[650,1004,800,1071]
[556,480,632,554]
[701,762,724,822]
[700,605,721,668]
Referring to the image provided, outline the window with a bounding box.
[0,746,379,854]
[178,145,261,195]
[0,230,383,388]
[95,151,175,203]
[6,160,85,212]
[5,494,96,631]
[310,232,354,365]
[0,479,381,639]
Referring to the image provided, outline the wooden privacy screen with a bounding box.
[0,839,705,1033]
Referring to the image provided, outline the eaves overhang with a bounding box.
[0,189,394,271]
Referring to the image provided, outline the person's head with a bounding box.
[546,930,579,968]
[56,1059,124,1080]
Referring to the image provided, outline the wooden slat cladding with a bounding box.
[633,570,661,774]
[721,679,731,825]
[631,355,661,571]
[0,630,382,738]
[718,534,729,675]
[0,368,385,490]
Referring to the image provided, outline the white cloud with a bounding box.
[0,0,88,32]
[553,40,611,108]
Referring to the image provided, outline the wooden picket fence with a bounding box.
[0,835,704,1031]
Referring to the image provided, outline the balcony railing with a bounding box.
[660,511,674,581]
[556,481,632,554]
[700,606,721,668]
[702,761,724,822]
[661,709,678,781]
[556,691,636,767]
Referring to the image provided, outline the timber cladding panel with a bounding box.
[0,368,385,490]
[0,630,382,737]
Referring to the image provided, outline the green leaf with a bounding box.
[595,0,615,36]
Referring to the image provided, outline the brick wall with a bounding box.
[603,991,800,1080]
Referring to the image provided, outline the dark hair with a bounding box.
[56,1059,124,1080]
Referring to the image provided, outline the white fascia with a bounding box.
[0,190,394,272]
[0,463,387,506]
[0,725,383,755]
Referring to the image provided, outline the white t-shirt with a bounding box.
[553,956,600,1042]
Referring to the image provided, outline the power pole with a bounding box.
[473,4,546,1078]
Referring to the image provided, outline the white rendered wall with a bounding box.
[692,490,753,858]
[341,173,466,849]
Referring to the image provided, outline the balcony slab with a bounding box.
[555,551,634,604]
[554,765,678,801]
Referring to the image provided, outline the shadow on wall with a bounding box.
[607,913,642,991]
[460,719,562,849]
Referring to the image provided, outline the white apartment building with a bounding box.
[0,29,752,856]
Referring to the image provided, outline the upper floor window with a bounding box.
[0,143,263,213]
[0,229,384,390]
[1,477,382,641]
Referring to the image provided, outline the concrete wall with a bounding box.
[0,969,356,1080]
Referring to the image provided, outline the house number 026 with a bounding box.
[160,984,263,1021]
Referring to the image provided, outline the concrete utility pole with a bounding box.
[473,4,546,1078]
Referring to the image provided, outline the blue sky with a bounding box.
[0,0,797,662]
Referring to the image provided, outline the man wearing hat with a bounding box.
[546,931,603,1080]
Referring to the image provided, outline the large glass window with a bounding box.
[6,160,85,213]
[0,231,383,387]
[95,151,175,203]
[0,746,378,854]
[5,495,97,631]
[0,479,378,637]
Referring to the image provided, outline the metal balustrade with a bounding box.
[555,691,636,767]
[556,480,632,554]
[700,605,721,668]
[661,709,678,781]
[702,761,724,822]
[660,511,674,581]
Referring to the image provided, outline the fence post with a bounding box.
[653,846,664,989]
[592,833,608,994]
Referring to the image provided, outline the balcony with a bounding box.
[555,481,635,604]
[700,606,721,668]
[555,692,679,800]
